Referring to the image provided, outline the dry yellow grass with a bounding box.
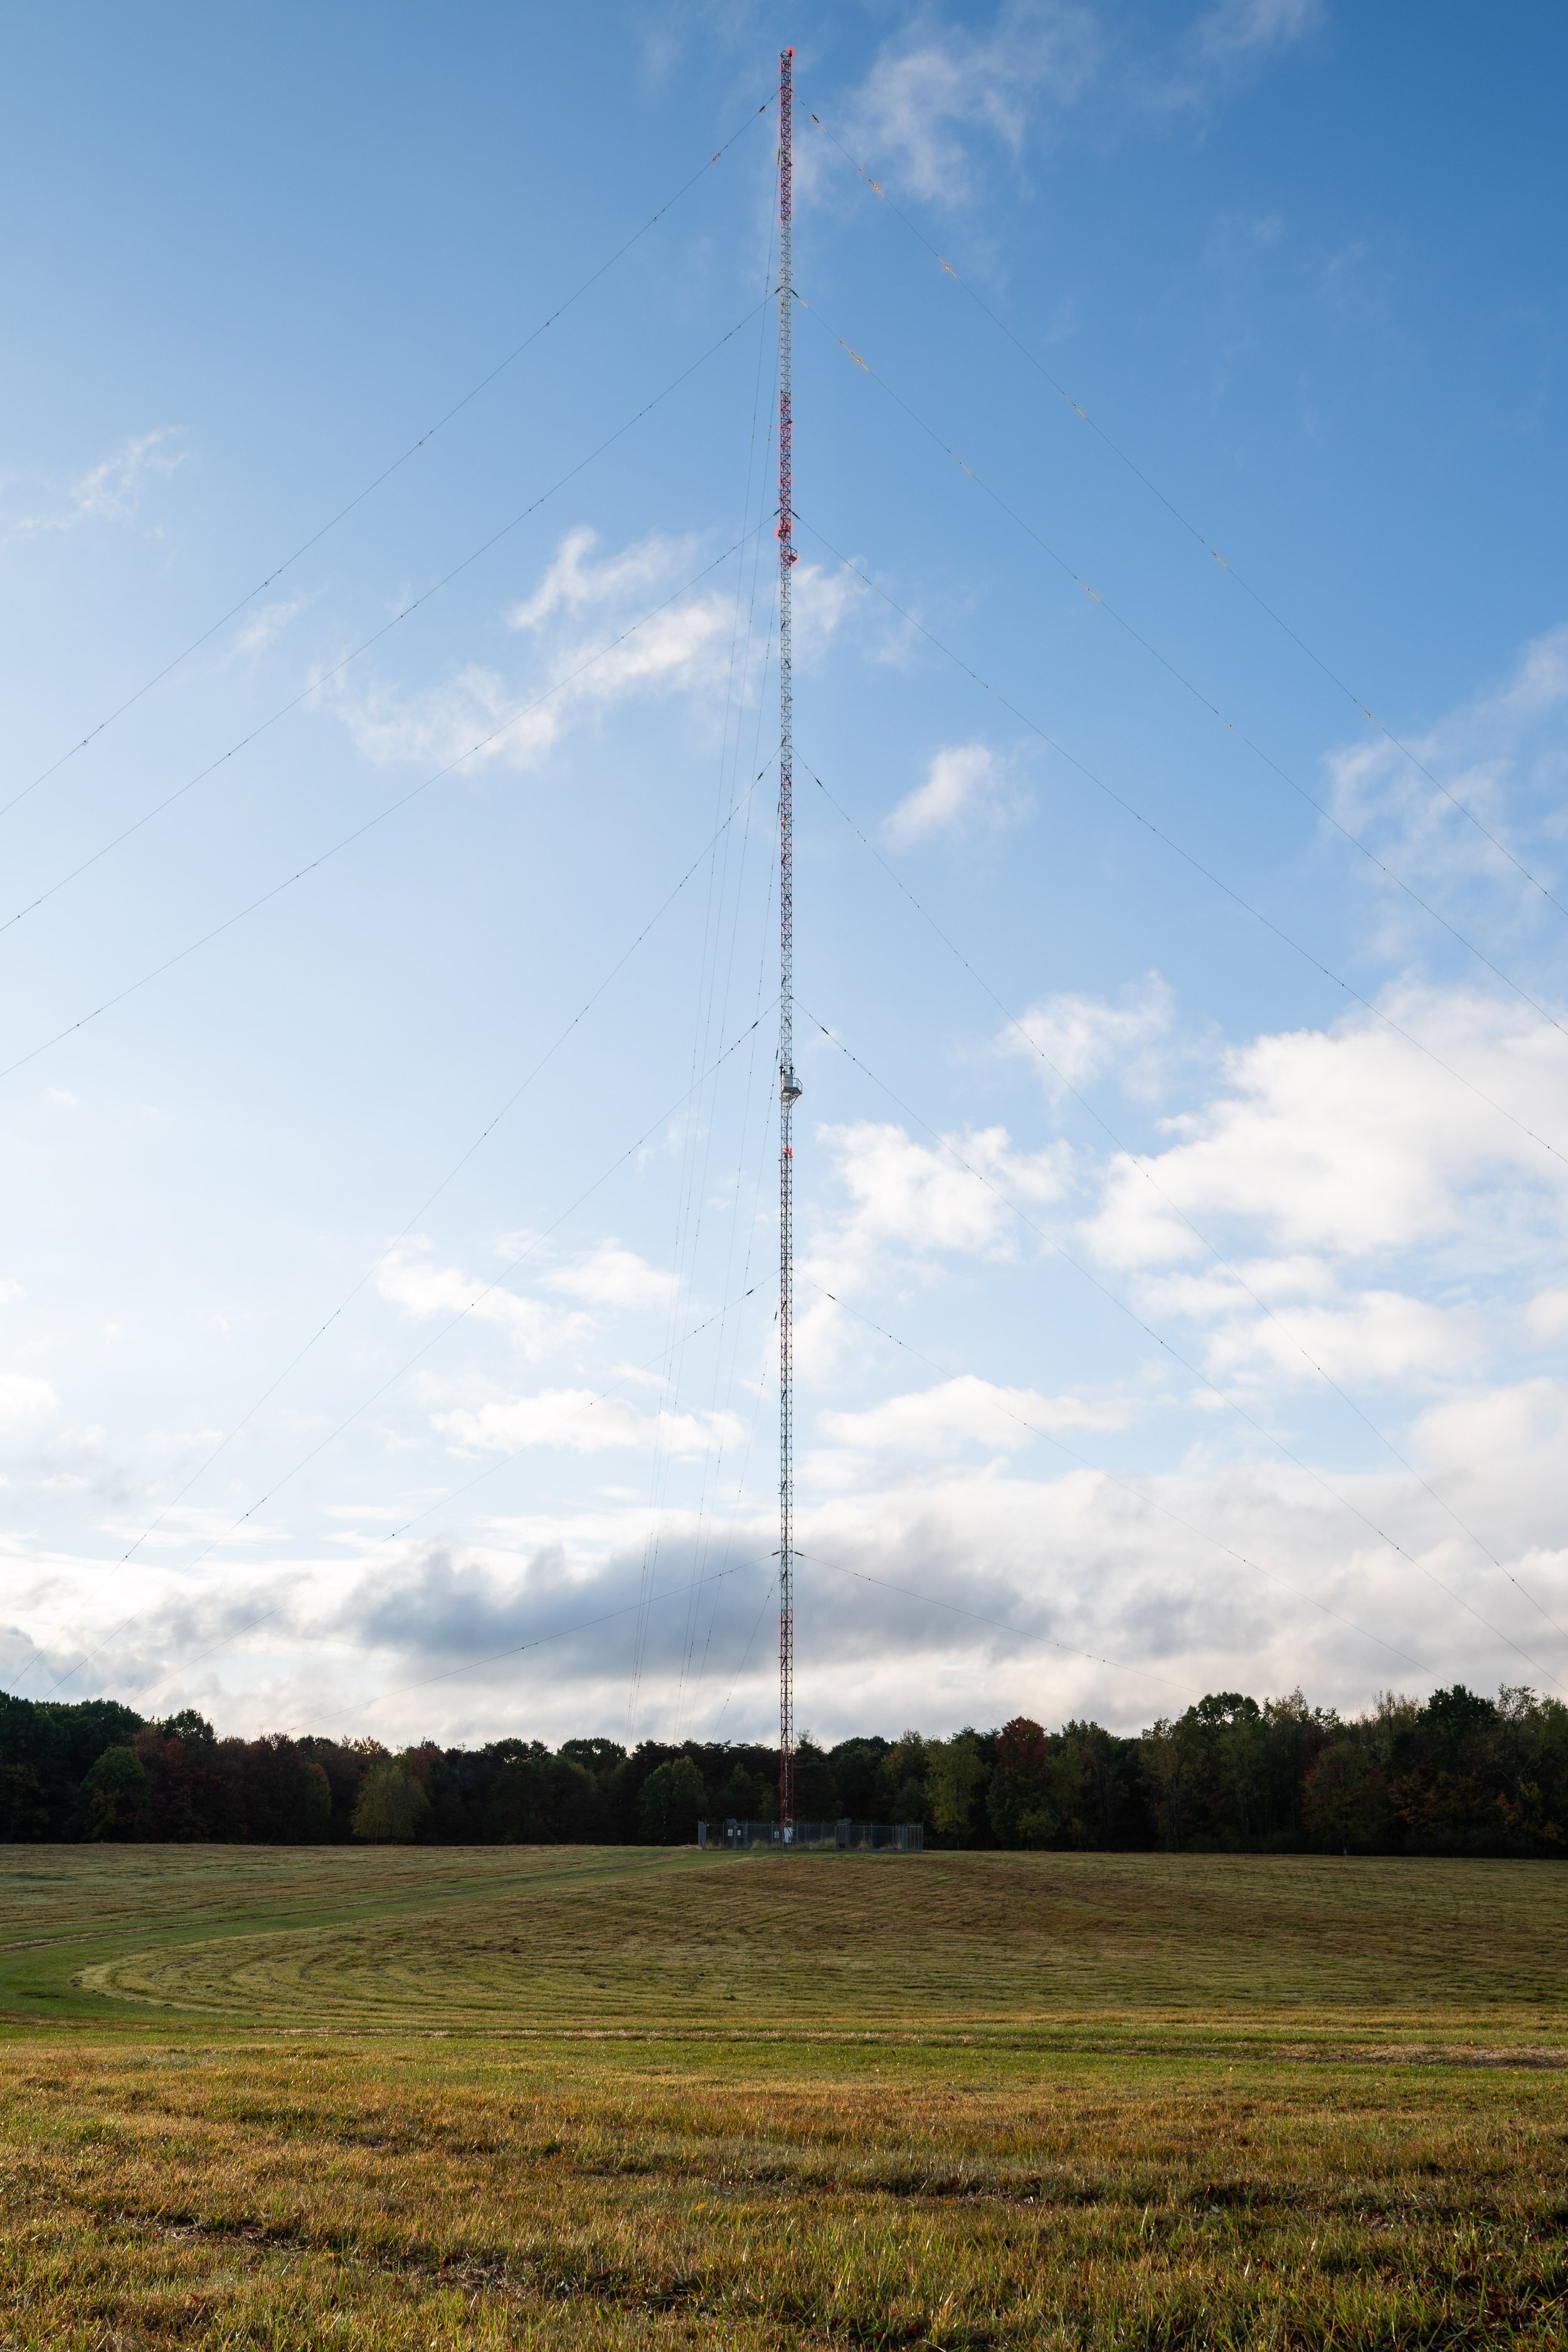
[2,1843,1565,2345]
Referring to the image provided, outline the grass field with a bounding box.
[2,1845,1566,2346]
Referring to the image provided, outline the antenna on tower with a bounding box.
[776,43,801,1835]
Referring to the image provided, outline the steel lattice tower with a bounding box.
[776,44,800,1832]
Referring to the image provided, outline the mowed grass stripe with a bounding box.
[0,1843,688,2025]
[33,1848,1568,2037]
[4,2036,1567,2346]
[4,1847,1567,2342]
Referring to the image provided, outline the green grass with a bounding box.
[2,1845,1566,2345]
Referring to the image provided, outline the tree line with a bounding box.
[1,1680,1565,1854]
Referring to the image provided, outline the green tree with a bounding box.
[1209,1693,1268,1843]
[878,1731,929,1828]
[792,1734,839,1820]
[549,1754,603,1841]
[927,1730,985,1843]
[1493,1688,1568,1851]
[716,1761,764,1821]
[156,1709,216,1752]
[987,1717,1054,1846]
[1057,1721,1150,1848]
[1140,1694,1268,1850]
[0,1759,48,1840]
[1302,1739,1388,1851]
[827,1736,890,1820]
[300,1757,333,1840]
[82,1744,150,1840]
[1041,1733,1094,1848]
[1139,1714,1197,1848]
[559,1737,625,1774]
[639,1755,705,1843]
[485,1741,553,1841]
[1256,1690,1327,1843]
[351,1761,430,1843]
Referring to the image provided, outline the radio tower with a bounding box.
[776,44,800,1833]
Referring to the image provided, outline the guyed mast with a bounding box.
[776,43,800,1831]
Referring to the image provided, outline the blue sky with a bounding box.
[3,0,1567,1749]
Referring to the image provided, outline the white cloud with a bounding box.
[797,1118,1072,1380]
[544,1242,674,1312]
[225,597,305,664]
[1002,975,1174,1098]
[839,4,1099,206]
[433,1388,742,1458]
[1327,622,1568,925]
[820,1373,1128,1458]
[8,428,185,537]
[12,1353,1568,1745]
[331,524,794,774]
[0,1371,56,1425]
[1192,0,1320,69]
[1498,626,1568,719]
[507,525,685,632]
[824,2,1315,211]
[1085,988,1568,1270]
[96,1501,284,1552]
[884,741,1028,845]
[1061,984,1568,1406]
[375,1242,583,1358]
[516,529,857,667]
[1411,1377,1568,1507]
[793,556,868,665]
[1140,1253,1335,1321]
[817,1118,1071,1273]
[1152,0,1322,109]
[1199,1286,1478,1388]
[334,656,569,771]
[1527,1287,1568,1343]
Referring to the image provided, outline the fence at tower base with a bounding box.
[697,1819,923,1852]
